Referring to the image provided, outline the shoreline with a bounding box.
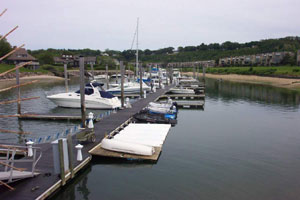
[183,72,300,91]
[0,75,64,90]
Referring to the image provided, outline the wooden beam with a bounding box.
[0,80,38,93]
[0,9,7,17]
[0,61,32,77]
[0,114,19,118]
[0,44,25,62]
[0,26,18,42]
[0,96,39,105]
[0,180,15,191]
[0,129,31,135]
[0,161,25,172]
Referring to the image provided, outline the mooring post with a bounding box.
[16,67,21,115]
[106,64,109,89]
[58,139,66,186]
[149,64,152,80]
[170,65,174,84]
[79,56,86,128]
[158,66,162,89]
[120,61,125,107]
[115,64,118,84]
[139,63,143,98]
[203,65,206,80]
[67,135,74,178]
[193,64,196,78]
[64,62,69,93]
[91,63,94,80]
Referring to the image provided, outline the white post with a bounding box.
[26,141,34,157]
[75,144,83,161]
[87,112,94,129]
[153,86,156,93]
[143,90,146,98]
[125,97,131,108]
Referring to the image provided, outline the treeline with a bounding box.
[1,36,300,65]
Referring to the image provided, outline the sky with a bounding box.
[1,0,300,51]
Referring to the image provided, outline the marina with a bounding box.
[1,2,300,199]
[0,77,196,199]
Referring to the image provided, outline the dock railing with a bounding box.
[0,145,42,183]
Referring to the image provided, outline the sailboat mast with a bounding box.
[135,18,139,77]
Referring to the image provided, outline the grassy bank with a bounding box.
[206,66,300,77]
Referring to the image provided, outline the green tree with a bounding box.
[0,37,12,57]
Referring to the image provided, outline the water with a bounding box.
[2,78,300,199]
[0,79,114,144]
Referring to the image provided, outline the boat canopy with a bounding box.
[86,82,104,88]
[75,88,94,95]
[100,91,115,99]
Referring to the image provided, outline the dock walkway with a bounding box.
[0,86,171,200]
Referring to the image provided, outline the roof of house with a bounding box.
[6,48,37,61]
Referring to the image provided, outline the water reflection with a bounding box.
[205,78,300,109]
[52,164,91,200]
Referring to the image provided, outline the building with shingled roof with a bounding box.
[5,48,40,70]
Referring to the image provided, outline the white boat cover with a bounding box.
[101,124,171,155]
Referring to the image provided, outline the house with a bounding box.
[53,55,97,67]
[5,48,40,70]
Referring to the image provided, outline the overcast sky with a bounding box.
[1,0,300,51]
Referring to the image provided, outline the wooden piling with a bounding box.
[16,68,21,115]
[120,61,125,107]
[79,56,86,128]
[67,135,74,178]
[90,63,94,80]
[58,139,66,186]
[106,65,109,89]
[64,63,68,93]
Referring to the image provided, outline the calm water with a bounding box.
[2,78,300,199]
[50,78,300,200]
[0,79,113,144]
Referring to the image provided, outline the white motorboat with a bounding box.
[147,101,177,114]
[94,74,109,81]
[107,81,151,94]
[47,82,121,109]
[169,88,195,94]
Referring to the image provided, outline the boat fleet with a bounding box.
[47,67,185,110]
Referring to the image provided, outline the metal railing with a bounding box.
[0,145,42,183]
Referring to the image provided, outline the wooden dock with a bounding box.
[18,113,83,121]
[175,100,205,108]
[157,93,205,100]
[0,85,172,200]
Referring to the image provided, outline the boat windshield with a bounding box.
[75,88,94,95]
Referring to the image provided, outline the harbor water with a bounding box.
[1,78,300,199]
[53,78,300,200]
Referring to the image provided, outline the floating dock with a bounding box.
[175,100,205,108]
[90,123,171,161]
[157,94,205,100]
[18,113,83,121]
